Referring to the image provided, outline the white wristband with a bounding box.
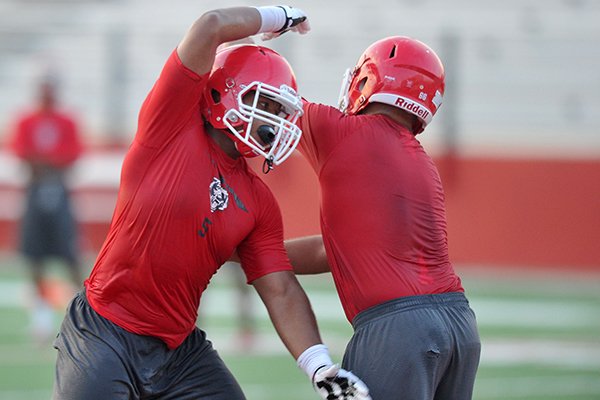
[254,6,287,33]
[297,344,334,380]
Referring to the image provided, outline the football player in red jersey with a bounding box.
[285,37,482,399]
[52,6,370,400]
[9,77,84,343]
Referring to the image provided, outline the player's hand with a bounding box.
[261,5,311,41]
[313,364,372,400]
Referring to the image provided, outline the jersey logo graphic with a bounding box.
[209,177,229,212]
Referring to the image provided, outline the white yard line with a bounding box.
[475,375,600,398]
[0,281,33,307]
[470,298,600,328]
[481,338,600,369]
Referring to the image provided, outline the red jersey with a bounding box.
[85,50,291,349]
[10,108,82,167]
[299,102,463,323]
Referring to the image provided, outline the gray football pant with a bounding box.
[343,292,481,400]
[53,291,246,400]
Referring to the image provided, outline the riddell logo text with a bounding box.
[394,97,430,119]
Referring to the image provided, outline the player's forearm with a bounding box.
[285,235,331,274]
[253,271,323,359]
[271,289,323,359]
[177,7,261,75]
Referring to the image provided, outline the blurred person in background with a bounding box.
[283,36,482,399]
[8,76,84,344]
[52,5,370,400]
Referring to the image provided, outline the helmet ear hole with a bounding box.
[388,45,396,59]
[211,89,221,104]
[357,77,368,91]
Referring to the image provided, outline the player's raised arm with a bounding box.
[177,5,309,76]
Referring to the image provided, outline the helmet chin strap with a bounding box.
[262,157,274,174]
[257,124,276,174]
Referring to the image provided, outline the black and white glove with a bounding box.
[255,5,311,41]
[297,344,372,400]
[313,364,372,400]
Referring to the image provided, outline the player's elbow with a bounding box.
[193,10,227,44]
[196,11,221,37]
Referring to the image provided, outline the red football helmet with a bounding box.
[338,36,445,134]
[201,44,303,166]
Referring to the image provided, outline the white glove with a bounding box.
[313,364,372,400]
[256,5,311,41]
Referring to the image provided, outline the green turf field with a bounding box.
[0,252,598,400]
